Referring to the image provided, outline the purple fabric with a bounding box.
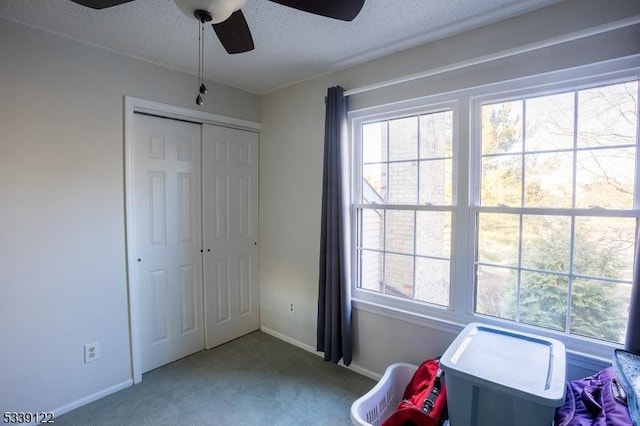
[555,367,632,426]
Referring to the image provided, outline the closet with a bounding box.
[130,112,259,374]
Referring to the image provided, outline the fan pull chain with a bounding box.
[195,17,203,105]
[193,9,212,106]
[200,21,207,95]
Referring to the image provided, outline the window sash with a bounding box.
[472,79,638,344]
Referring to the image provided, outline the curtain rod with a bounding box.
[343,15,640,97]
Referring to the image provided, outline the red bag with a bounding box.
[382,358,448,426]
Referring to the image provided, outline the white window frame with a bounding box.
[352,100,459,306]
[351,100,464,325]
[349,57,640,363]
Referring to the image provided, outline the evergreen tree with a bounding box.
[507,224,628,342]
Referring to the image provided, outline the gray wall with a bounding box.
[0,19,259,414]
[259,0,640,381]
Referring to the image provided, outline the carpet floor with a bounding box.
[55,331,376,425]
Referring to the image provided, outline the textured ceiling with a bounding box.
[0,0,564,94]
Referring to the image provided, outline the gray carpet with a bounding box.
[55,331,375,425]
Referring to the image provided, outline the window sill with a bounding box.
[352,297,615,374]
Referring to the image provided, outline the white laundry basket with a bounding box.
[350,362,418,426]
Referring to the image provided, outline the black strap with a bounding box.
[422,368,443,414]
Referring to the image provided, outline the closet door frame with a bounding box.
[124,96,261,383]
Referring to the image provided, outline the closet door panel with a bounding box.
[133,114,204,373]
[202,124,259,348]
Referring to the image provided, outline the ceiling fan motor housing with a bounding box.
[174,0,248,24]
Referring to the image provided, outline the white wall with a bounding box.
[0,19,260,415]
[259,0,640,381]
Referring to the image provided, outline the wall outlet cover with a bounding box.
[84,342,99,363]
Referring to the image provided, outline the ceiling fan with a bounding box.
[69,0,366,54]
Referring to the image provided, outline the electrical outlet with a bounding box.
[289,301,295,314]
[84,342,99,363]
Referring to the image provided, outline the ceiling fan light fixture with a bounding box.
[68,0,365,97]
[174,0,247,24]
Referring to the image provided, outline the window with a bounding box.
[474,80,638,344]
[351,69,639,354]
[355,108,454,306]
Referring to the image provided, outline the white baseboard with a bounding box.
[51,379,133,419]
[260,326,381,381]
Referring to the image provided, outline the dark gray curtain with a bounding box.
[626,228,640,353]
[317,86,352,365]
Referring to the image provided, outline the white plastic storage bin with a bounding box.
[350,363,417,426]
[440,323,566,426]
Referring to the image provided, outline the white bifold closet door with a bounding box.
[202,124,259,349]
[133,113,204,373]
[132,115,260,374]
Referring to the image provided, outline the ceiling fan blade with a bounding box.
[212,10,255,54]
[69,0,135,9]
[268,0,365,21]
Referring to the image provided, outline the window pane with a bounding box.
[360,249,382,292]
[389,116,418,161]
[571,278,630,343]
[384,253,413,298]
[481,154,522,206]
[575,147,635,209]
[419,159,452,205]
[577,81,638,148]
[524,151,573,208]
[363,163,387,203]
[525,92,575,152]
[573,217,637,281]
[519,271,568,332]
[416,211,451,258]
[419,110,452,158]
[385,210,414,254]
[363,121,388,163]
[360,208,383,250]
[481,100,523,155]
[388,161,417,204]
[521,215,570,272]
[415,257,449,306]
[477,213,519,266]
[475,264,516,320]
